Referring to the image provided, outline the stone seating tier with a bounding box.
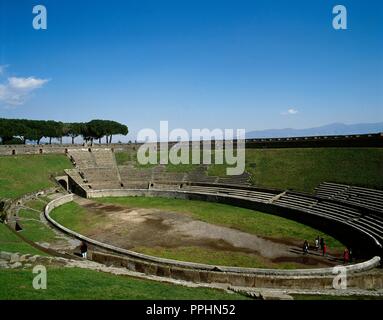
[315,182,383,213]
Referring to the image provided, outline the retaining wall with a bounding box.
[2,131,382,156]
[0,144,134,156]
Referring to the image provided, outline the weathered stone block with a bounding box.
[10,253,20,263]
[20,254,31,262]
[10,262,22,269]
[28,255,39,263]
[0,251,12,260]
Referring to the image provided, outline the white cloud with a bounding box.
[8,76,48,90]
[287,108,298,114]
[0,76,49,106]
[281,108,299,115]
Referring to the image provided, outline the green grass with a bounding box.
[24,199,47,211]
[17,208,40,220]
[0,223,43,255]
[116,148,383,193]
[210,148,383,193]
[50,201,106,234]
[17,209,58,243]
[0,154,72,198]
[0,267,247,300]
[135,246,302,269]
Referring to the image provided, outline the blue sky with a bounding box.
[0,0,382,140]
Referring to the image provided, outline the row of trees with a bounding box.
[0,118,129,145]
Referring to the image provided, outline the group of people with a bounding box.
[303,236,327,256]
[315,236,327,256]
[302,236,353,264]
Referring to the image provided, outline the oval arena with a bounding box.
[2,141,383,294]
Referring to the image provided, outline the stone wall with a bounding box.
[0,144,134,156]
[91,251,382,290]
[1,132,382,157]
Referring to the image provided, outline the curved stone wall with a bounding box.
[44,193,381,288]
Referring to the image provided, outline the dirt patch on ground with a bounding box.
[73,198,341,268]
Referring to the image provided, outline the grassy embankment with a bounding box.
[0,154,72,253]
[0,154,72,199]
[116,148,383,193]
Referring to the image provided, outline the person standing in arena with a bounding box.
[343,248,350,264]
[322,242,327,256]
[320,237,324,250]
[303,240,309,254]
[80,241,88,259]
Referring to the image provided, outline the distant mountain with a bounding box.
[246,122,383,139]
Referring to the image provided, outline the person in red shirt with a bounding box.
[343,248,350,264]
[322,243,327,256]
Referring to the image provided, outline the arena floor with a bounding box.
[56,197,344,269]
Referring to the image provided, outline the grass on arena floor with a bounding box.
[134,246,302,269]
[50,197,343,268]
[94,197,343,249]
[50,201,106,234]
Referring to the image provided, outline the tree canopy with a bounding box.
[0,118,128,145]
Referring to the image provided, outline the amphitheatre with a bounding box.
[1,132,383,300]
